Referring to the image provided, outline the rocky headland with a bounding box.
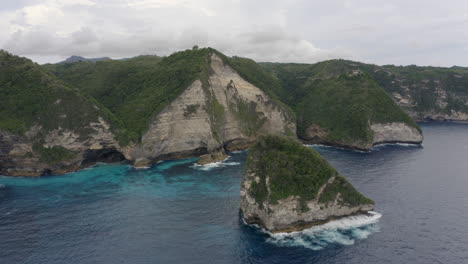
[240,135,375,233]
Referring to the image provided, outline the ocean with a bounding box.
[1,122,468,264]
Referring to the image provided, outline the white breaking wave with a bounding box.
[229,150,247,154]
[134,166,151,170]
[305,144,369,153]
[191,156,241,171]
[372,142,422,149]
[264,211,382,250]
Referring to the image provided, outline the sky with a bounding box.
[1,0,468,66]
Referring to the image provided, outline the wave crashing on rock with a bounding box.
[264,211,382,250]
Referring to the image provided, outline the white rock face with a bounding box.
[129,54,295,162]
[136,80,215,160]
[411,110,468,122]
[43,117,118,151]
[240,173,374,233]
[303,121,423,150]
[0,117,120,177]
[390,88,468,122]
[371,122,423,145]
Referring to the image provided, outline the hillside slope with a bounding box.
[261,62,423,150]
[0,50,125,176]
[261,59,468,122]
[367,64,468,121]
[1,48,295,176]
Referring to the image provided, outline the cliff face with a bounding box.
[371,122,423,145]
[261,59,468,123]
[0,118,122,177]
[128,54,296,166]
[391,91,468,122]
[368,65,468,122]
[241,175,374,232]
[0,50,125,177]
[1,50,295,176]
[240,135,374,233]
[290,73,423,150]
[302,122,423,150]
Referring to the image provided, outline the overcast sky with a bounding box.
[1,0,467,66]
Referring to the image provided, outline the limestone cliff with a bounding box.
[0,50,124,177]
[127,54,295,166]
[372,66,468,122]
[1,50,295,176]
[370,122,423,145]
[0,118,123,177]
[303,121,423,150]
[292,74,423,151]
[240,135,374,233]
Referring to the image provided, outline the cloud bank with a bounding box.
[1,0,467,66]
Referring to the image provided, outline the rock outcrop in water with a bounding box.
[240,135,375,233]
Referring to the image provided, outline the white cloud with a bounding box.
[0,0,467,66]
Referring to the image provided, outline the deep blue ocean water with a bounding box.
[1,122,468,264]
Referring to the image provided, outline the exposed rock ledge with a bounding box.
[412,110,468,122]
[371,122,423,146]
[302,122,423,151]
[197,149,228,165]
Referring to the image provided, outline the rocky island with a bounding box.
[240,135,374,233]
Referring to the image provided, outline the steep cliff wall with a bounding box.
[371,122,423,145]
[0,118,122,177]
[261,59,468,123]
[368,65,468,122]
[128,54,296,166]
[302,121,423,150]
[294,74,422,150]
[0,50,124,176]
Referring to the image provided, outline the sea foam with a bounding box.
[372,142,422,149]
[191,156,241,171]
[264,211,382,250]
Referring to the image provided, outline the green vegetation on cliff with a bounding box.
[259,62,420,145]
[246,135,374,211]
[32,143,77,164]
[44,48,296,144]
[296,74,420,144]
[367,64,468,114]
[262,59,468,119]
[0,50,123,138]
[6,47,442,151]
[45,48,216,142]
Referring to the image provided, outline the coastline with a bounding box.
[4,120,468,178]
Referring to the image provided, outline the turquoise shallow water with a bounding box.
[1,122,468,264]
